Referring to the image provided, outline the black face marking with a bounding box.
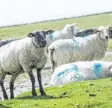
[109,28,112,38]
[33,31,47,47]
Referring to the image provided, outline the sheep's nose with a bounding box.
[106,36,109,40]
[41,41,47,47]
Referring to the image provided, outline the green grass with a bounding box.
[0,12,112,39]
[108,39,112,50]
[1,78,112,108]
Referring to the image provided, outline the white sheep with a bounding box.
[51,61,112,86]
[46,23,79,47]
[48,26,110,72]
[0,30,47,99]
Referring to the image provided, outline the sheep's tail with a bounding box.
[49,48,55,73]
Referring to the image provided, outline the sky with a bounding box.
[0,0,112,27]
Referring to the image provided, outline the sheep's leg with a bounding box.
[37,68,46,96]
[49,49,55,73]
[46,45,48,54]
[0,73,8,99]
[10,73,18,99]
[28,71,37,97]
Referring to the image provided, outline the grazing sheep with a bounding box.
[51,61,112,86]
[48,26,110,72]
[76,26,112,38]
[0,38,20,47]
[76,28,96,37]
[46,23,79,46]
[0,30,47,99]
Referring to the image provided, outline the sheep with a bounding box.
[0,38,20,47]
[76,28,96,37]
[76,26,112,38]
[0,29,54,48]
[48,26,110,72]
[106,26,112,38]
[0,30,48,100]
[46,23,79,47]
[51,61,112,86]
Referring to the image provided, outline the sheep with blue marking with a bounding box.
[48,26,110,72]
[0,30,48,100]
[76,28,96,37]
[51,61,112,86]
[46,23,79,47]
[0,38,20,47]
[76,26,112,38]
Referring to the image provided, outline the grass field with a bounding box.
[0,12,112,49]
[0,13,112,108]
[0,78,112,108]
[0,12,112,39]
[108,39,112,50]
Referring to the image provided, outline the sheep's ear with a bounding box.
[27,33,35,37]
[70,23,77,26]
[68,23,77,28]
[109,27,112,31]
[65,24,69,26]
[45,30,54,35]
[64,24,69,29]
[94,30,100,34]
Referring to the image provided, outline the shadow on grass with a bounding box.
[0,104,11,108]
[16,95,64,100]
[88,102,105,108]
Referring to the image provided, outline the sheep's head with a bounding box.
[64,23,79,36]
[94,26,109,41]
[27,30,47,47]
[107,26,112,38]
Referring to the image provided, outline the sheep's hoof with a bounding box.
[33,94,37,97]
[32,92,37,97]
[41,92,46,96]
[10,96,14,99]
[4,97,8,100]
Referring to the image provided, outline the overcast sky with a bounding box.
[0,0,112,26]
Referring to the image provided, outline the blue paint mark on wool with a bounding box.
[57,65,78,77]
[71,39,80,48]
[57,64,83,81]
[71,64,83,80]
[71,64,78,71]
[49,31,60,40]
[94,63,102,77]
[49,34,54,40]
[57,69,68,77]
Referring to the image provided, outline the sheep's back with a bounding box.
[49,38,92,65]
[51,61,111,85]
[0,38,29,72]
